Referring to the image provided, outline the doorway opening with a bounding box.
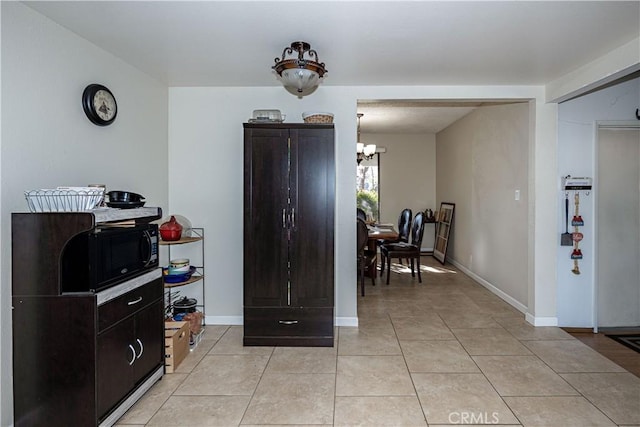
[356,155,379,222]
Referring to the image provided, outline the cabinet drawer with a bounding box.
[98,279,162,332]
[244,307,333,346]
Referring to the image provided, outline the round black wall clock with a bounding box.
[82,84,117,126]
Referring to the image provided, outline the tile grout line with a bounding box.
[235,330,275,427]
[450,318,523,426]
[117,257,639,426]
[137,326,230,426]
[487,328,625,426]
[390,312,429,426]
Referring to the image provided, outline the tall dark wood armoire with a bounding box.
[243,123,335,346]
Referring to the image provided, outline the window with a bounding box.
[356,155,380,222]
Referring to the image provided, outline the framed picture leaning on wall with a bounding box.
[433,202,455,264]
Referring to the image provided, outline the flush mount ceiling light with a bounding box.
[357,113,376,165]
[273,41,327,96]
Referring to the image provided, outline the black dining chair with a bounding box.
[378,208,412,263]
[380,211,426,285]
[357,218,376,296]
[379,208,411,245]
[357,207,367,221]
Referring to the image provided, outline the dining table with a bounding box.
[366,224,398,278]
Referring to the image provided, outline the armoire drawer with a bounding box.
[244,307,334,346]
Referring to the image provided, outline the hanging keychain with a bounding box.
[571,192,583,274]
[571,192,584,226]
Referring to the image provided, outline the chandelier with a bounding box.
[273,41,327,96]
[357,113,376,164]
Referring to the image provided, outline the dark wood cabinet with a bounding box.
[97,298,163,417]
[12,210,164,427]
[243,123,335,346]
[98,314,137,417]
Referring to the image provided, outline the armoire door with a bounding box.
[289,127,335,307]
[243,127,290,307]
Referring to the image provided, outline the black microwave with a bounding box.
[61,223,159,293]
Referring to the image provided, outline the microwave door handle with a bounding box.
[140,230,152,267]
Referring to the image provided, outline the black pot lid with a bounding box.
[174,296,197,307]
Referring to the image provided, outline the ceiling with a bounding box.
[357,100,526,133]
[24,1,639,133]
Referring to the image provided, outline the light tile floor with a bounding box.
[115,257,640,426]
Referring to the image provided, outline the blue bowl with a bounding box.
[163,266,196,283]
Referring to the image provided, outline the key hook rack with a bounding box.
[562,175,592,196]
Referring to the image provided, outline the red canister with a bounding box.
[159,215,183,241]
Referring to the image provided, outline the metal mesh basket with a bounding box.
[24,188,105,212]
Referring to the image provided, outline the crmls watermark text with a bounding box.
[448,411,500,424]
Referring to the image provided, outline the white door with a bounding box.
[597,126,640,327]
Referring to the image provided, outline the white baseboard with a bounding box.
[336,316,358,327]
[205,315,243,325]
[448,258,528,314]
[525,313,558,326]
[449,258,559,327]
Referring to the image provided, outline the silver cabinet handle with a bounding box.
[278,320,299,325]
[136,338,144,359]
[282,208,286,229]
[127,296,143,306]
[127,344,136,365]
[291,207,295,228]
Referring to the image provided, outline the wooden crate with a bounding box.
[165,321,189,373]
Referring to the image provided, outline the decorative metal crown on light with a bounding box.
[357,113,376,165]
[273,41,327,95]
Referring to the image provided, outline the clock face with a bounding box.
[82,84,117,126]
[93,89,116,122]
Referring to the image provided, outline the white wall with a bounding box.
[556,76,640,327]
[168,87,360,326]
[0,2,636,423]
[436,103,530,309]
[362,132,436,249]
[547,37,639,103]
[169,86,557,330]
[0,3,169,423]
